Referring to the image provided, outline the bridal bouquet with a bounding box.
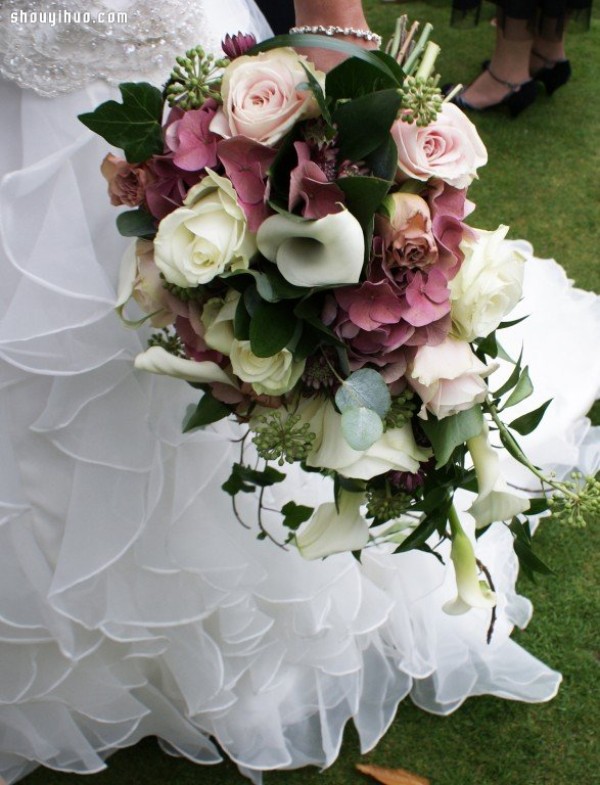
[81,19,598,619]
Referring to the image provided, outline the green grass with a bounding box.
[22,4,599,784]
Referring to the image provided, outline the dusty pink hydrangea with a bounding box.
[217,136,276,231]
[164,101,220,172]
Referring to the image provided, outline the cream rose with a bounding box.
[116,239,176,327]
[408,337,495,420]
[212,48,324,146]
[153,169,256,288]
[450,226,527,342]
[229,340,305,396]
[392,103,488,189]
[201,290,240,355]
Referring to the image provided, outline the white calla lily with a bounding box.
[295,491,369,560]
[134,346,239,387]
[443,510,496,615]
[115,240,138,309]
[467,422,530,527]
[256,210,365,287]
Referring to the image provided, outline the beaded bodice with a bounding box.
[0,0,222,97]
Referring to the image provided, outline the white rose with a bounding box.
[298,398,430,480]
[153,169,256,288]
[450,226,527,342]
[229,340,305,396]
[201,290,240,355]
[408,337,495,420]
[213,48,323,146]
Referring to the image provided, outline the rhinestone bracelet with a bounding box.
[288,25,382,49]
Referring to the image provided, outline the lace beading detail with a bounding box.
[0,0,223,97]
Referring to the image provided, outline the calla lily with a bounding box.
[134,346,239,387]
[256,210,365,288]
[295,491,369,560]
[116,241,137,309]
[467,422,530,528]
[443,511,496,615]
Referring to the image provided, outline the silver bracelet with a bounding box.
[289,25,382,49]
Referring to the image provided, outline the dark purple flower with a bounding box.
[143,155,201,221]
[289,142,345,219]
[221,32,257,59]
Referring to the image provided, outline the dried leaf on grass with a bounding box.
[356,762,430,785]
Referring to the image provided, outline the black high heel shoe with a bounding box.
[481,54,571,95]
[530,51,572,95]
[444,66,538,118]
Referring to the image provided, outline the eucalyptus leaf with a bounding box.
[335,368,391,417]
[341,407,383,451]
[420,406,484,468]
[509,399,553,435]
[78,82,164,163]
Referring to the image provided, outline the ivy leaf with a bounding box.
[78,82,164,163]
[281,501,314,531]
[509,399,552,435]
[335,368,391,417]
[420,406,484,468]
[116,208,156,238]
[222,463,286,496]
[341,407,383,451]
[183,392,230,432]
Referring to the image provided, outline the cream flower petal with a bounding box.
[295,491,369,560]
[134,346,239,387]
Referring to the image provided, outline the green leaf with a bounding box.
[249,300,300,357]
[498,315,529,330]
[510,519,552,579]
[224,266,306,302]
[325,53,402,101]
[493,347,523,399]
[221,463,286,496]
[333,89,402,161]
[336,176,391,257]
[300,64,333,127]
[281,501,314,531]
[335,368,391,418]
[234,294,251,340]
[420,406,484,468]
[509,399,552,435]
[503,366,534,409]
[248,35,400,82]
[116,208,156,238]
[341,407,383,451]
[293,296,346,348]
[78,82,164,163]
[365,135,399,182]
[183,392,230,432]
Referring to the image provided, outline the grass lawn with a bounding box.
[22,3,599,784]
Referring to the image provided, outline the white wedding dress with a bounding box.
[1,1,599,783]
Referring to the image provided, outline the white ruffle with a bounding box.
[1,4,598,784]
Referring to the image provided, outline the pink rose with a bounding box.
[407,337,493,420]
[164,101,220,172]
[211,48,324,146]
[101,153,150,207]
[376,192,438,271]
[391,103,488,189]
